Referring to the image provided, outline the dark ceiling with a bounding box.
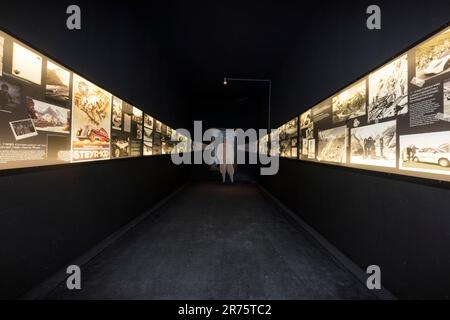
[147,0,304,98]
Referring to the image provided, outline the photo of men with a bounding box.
[350,120,396,168]
[9,119,38,140]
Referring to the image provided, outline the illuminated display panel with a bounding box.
[143,113,154,156]
[71,74,112,162]
[274,25,450,182]
[0,28,186,171]
[278,117,298,159]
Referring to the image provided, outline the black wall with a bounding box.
[0,158,188,299]
[0,1,189,299]
[261,160,450,299]
[261,0,450,298]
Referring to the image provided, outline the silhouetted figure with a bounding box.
[217,137,235,183]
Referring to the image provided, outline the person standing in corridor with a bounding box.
[216,136,235,183]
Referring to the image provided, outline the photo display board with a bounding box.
[0,28,184,171]
[276,25,450,182]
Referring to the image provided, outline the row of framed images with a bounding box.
[260,24,450,182]
[0,28,191,171]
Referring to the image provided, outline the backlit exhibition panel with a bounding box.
[277,25,450,182]
[0,28,183,171]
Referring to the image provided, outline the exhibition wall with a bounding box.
[260,6,450,299]
[0,28,191,171]
[267,25,450,183]
[0,4,191,299]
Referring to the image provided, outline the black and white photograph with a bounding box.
[301,138,309,156]
[136,123,143,140]
[400,131,450,175]
[317,126,347,164]
[26,98,70,134]
[279,139,290,158]
[415,27,450,82]
[144,127,153,141]
[111,136,130,158]
[307,139,315,159]
[444,79,450,116]
[12,42,42,85]
[0,79,21,112]
[144,113,153,129]
[279,117,298,140]
[112,97,123,130]
[155,120,162,133]
[300,110,312,129]
[368,55,408,122]
[259,134,269,156]
[9,118,38,140]
[350,120,396,168]
[332,80,366,123]
[132,107,143,141]
[45,61,70,106]
[143,141,153,156]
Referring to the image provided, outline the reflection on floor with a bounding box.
[47,182,375,300]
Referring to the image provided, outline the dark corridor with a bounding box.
[45,182,374,300]
[1,0,450,305]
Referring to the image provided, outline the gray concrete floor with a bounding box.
[47,182,375,300]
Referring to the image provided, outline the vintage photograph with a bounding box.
[12,42,43,85]
[144,127,153,141]
[280,138,297,159]
[144,113,153,129]
[112,97,123,130]
[9,119,38,140]
[132,107,143,140]
[259,134,269,155]
[300,110,312,129]
[45,61,70,106]
[307,139,315,159]
[350,120,396,168]
[415,27,450,82]
[279,117,298,140]
[0,79,22,112]
[143,141,153,156]
[301,138,309,156]
[71,74,112,162]
[111,136,130,158]
[26,98,70,134]
[155,120,162,133]
[400,131,450,175]
[444,80,450,116]
[280,139,290,158]
[368,55,408,122]
[332,80,366,123]
[317,126,347,164]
